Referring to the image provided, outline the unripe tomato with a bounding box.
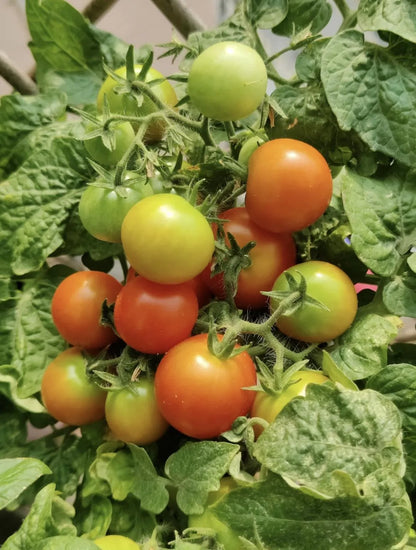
[105,379,169,445]
[83,120,135,167]
[78,177,153,243]
[245,138,333,233]
[41,347,106,426]
[51,271,122,350]
[97,65,177,142]
[187,41,268,121]
[94,534,141,549]
[270,261,358,343]
[121,194,215,285]
[251,370,329,437]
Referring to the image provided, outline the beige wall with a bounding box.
[0,0,221,95]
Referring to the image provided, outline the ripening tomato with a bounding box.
[188,477,241,550]
[251,370,329,436]
[78,176,153,243]
[105,379,169,445]
[51,271,122,350]
[97,64,178,142]
[41,347,106,426]
[121,193,215,284]
[187,41,268,121]
[154,333,257,439]
[270,261,358,343]
[113,276,198,354]
[94,534,141,550]
[83,119,135,167]
[203,207,296,309]
[245,138,333,233]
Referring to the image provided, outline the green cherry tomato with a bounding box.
[97,64,178,142]
[270,260,358,343]
[83,120,135,167]
[105,379,169,445]
[187,41,268,121]
[78,177,153,243]
[121,193,215,284]
[238,132,267,166]
[188,477,241,550]
[94,534,141,550]
[251,370,329,437]
[41,347,106,426]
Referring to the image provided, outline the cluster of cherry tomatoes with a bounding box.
[41,41,359,450]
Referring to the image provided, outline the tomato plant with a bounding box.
[78,175,153,243]
[251,370,329,437]
[41,347,106,426]
[204,207,296,309]
[154,334,257,440]
[97,64,178,142]
[83,119,135,167]
[237,132,267,166]
[188,477,241,550]
[121,193,215,284]
[51,270,122,350]
[187,41,267,121]
[94,534,141,549]
[245,139,333,233]
[113,275,198,354]
[105,378,169,445]
[270,261,358,343]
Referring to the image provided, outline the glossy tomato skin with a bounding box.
[97,65,177,142]
[245,138,333,233]
[41,347,106,426]
[84,120,135,167]
[94,534,141,550]
[270,260,358,343]
[188,41,267,121]
[188,477,241,550]
[251,370,329,437]
[121,193,215,285]
[105,379,169,445]
[51,271,122,350]
[113,276,198,354]
[154,334,257,439]
[204,207,296,309]
[78,178,153,243]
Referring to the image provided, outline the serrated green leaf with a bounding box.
[358,0,416,44]
[321,30,416,167]
[0,265,71,405]
[244,0,288,29]
[330,311,399,380]
[254,384,404,497]
[165,441,239,515]
[0,93,67,178]
[213,472,412,550]
[0,457,51,510]
[341,166,416,278]
[383,268,416,318]
[26,0,103,105]
[272,0,331,38]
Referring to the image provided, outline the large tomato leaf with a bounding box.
[357,0,416,44]
[321,30,416,167]
[341,166,416,279]
[213,472,412,550]
[253,384,405,498]
[0,458,50,511]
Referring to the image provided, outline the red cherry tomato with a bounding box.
[203,207,296,309]
[245,138,333,233]
[113,276,199,354]
[51,271,122,350]
[154,333,257,439]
